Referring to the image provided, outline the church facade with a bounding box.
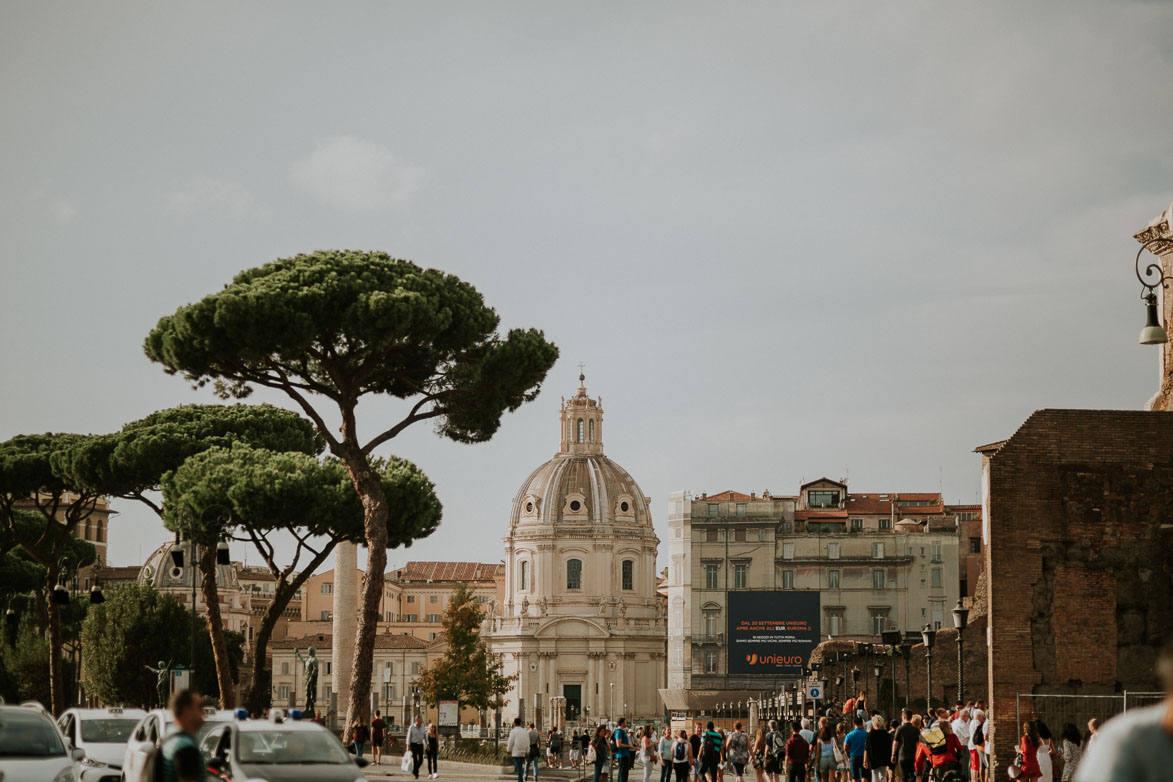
[484,377,665,726]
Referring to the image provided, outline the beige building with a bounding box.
[290,561,503,643]
[484,376,666,726]
[665,477,960,708]
[271,631,483,729]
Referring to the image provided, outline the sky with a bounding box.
[3,2,1172,574]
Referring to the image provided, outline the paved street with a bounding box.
[363,758,593,782]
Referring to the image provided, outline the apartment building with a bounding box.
[664,478,960,707]
[290,561,504,643]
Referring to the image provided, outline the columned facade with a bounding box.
[485,376,665,726]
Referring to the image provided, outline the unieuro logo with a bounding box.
[745,653,803,666]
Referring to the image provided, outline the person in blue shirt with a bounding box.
[613,718,634,782]
[843,716,869,782]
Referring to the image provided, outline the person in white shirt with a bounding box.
[951,709,971,749]
[967,709,988,782]
[509,718,533,782]
[407,716,428,779]
[799,718,815,746]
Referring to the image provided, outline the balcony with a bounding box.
[692,633,724,645]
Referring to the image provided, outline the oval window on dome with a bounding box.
[525,501,534,513]
[570,500,582,512]
[620,501,630,513]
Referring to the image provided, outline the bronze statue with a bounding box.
[294,647,319,717]
[145,659,171,708]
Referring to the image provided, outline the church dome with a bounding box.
[139,540,239,590]
[510,375,651,529]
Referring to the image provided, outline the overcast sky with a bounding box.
[3,2,1172,573]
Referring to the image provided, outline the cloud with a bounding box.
[289,136,426,212]
[167,176,264,220]
[48,198,77,224]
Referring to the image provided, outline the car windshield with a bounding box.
[0,711,67,757]
[236,730,350,764]
[80,718,140,742]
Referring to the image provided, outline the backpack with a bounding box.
[674,740,688,762]
[768,730,787,760]
[921,725,948,755]
[702,731,718,760]
[972,723,984,746]
[551,733,562,751]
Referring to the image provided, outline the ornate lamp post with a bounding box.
[859,642,872,707]
[951,600,970,703]
[881,630,902,714]
[1135,235,1173,344]
[900,636,913,709]
[921,625,937,711]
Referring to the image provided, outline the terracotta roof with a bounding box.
[271,633,428,651]
[93,565,141,581]
[799,477,846,490]
[701,491,755,502]
[391,562,503,583]
[973,440,1008,454]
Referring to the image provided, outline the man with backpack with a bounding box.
[159,689,206,782]
[697,721,724,782]
[764,719,787,782]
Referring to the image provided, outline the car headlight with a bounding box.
[52,767,75,782]
[81,756,108,767]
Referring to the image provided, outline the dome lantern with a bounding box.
[560,372,603,456]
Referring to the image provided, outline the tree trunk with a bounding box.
[340,453,390,728]
[46,582,65,715]
[199,545,236,708]
[243,546,335,716]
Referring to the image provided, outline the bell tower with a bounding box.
[560,372,604,456]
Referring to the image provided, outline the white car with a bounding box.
[120,707,237,782]
[0,702,85,782]
[56,706,147,782]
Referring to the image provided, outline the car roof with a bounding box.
[232,720,333,733]
[64,707,148,719]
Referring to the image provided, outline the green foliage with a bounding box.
[81,583,243,708]
[415,584,511,712]
[144,251,559,447]
[58,404,322,502]
[0,614,77,706]
[161,443,441,548]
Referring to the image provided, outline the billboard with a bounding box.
[726,591,820,676]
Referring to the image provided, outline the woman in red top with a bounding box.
[1019,721,1042,781]
[928,719,965,779]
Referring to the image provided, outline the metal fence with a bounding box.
[1015,692,1165,735]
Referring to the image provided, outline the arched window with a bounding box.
[588,419,595,443]
[621,560,634,590]
[576,418,584,443]
[567,559,583,590]
[519,560,529,591]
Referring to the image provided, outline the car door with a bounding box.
[124,715,159,782]
[57,713,74,748]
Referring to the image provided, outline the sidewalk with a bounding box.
[366,755,595,781]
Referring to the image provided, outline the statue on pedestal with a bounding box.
[145,660,172,708]
[294,647,319,717]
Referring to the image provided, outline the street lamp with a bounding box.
[881,630,902,714]
[899,636,913,710]
[921,625,937,711]
[859,643,872,707]
[609,682,614,721]
[951,600,970,703]
[1135,235,1173,344]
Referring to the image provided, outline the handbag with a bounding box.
[1007,751,1023,779]
[832,739,846,765]
[401,749,414,772]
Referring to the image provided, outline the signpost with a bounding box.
[727,591,820,676]
[438,700,459,737]
[805,681,825,701]
[170,664,190,697]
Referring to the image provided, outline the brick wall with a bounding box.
[811,622,988,716]
[983,409,1173,775]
